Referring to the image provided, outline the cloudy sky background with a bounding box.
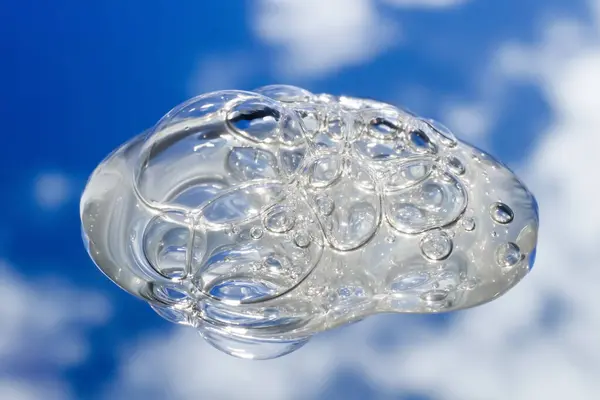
[2,0,600,399]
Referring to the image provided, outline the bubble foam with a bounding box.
[80,85,539,359]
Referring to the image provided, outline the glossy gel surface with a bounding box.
[80,85,539,359]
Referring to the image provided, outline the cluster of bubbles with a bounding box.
[80,85,539,359]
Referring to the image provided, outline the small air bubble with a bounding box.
[263,254,285,273]
[490,202,514,224]
[250,226,264,239]
[368,117,398,139]
[496,242,522,268]
[293,231,311,248]
[409,129,436,153]
[423,119,457,147]
[315,194,334,216]
[264,207,295,233]
[390,271,430,292]
[462,217,475,231]
[420,231,453,261]
[420,289,449,303]
[227,99,281,143]
[444,156,465,175]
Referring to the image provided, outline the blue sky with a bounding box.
[2,0,600,399]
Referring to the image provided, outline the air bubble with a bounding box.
[170,179,229,209]
[348,161,377,191]
[408,129,436,154]
[142,213,196,280]
[326,114,345,140]
[490,202,514,224]
[353,139,401,161]
[319,174,380,251]
[198,324,310,360]
[390,271,430,292]
[254,85,313,103]
[420,289,449,303]
[420,231,453,261]
[151,304,193,326]
[314,194,334,216]
[264,206,296,233]
[420,182,445,208]
[496,242,522,268]
[293,231,311,248]
[228,147,278,181]
[385,173,466,234]
[227,99,281,143]
[263,254,286,273]
[368,116,398,139]
[279,114,305,146]
[250,226,264,239]
[201,182,284,226]
[295,106,321,135]
[462,217,476,231]
[402,164,429,181]
[423,119,457,147]
[444,156,465,175]
[150,282,191,305]
[307,156,341,188]
[385,160,433,191]
[390,203,425,225]
[208,278,280,303]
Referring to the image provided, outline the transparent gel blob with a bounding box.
[80,86,539,359]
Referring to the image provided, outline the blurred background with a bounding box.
[1,0,598,399]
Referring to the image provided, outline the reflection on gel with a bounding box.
[80,85,539,359]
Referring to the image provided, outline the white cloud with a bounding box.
[443,102,493,143]
[176,0,478,89]
[0,261,111,400]
[253,0,398,78]
[33,172,72,210]
[252,0,472,78]
[106,329,342,400]
[110,2,600,400]
[106,313,440,400]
